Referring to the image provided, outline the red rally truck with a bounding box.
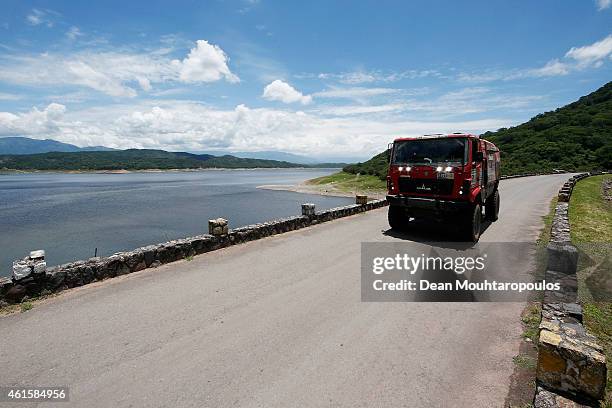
[386,133,501,242]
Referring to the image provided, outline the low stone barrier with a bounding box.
[0,198,388,306]
[535,172,608,407]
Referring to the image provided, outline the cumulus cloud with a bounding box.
[172,40,239,83]
[0,101,512,158]
[262,80,312,104]
[0,40,238,97]
[0,103,66,136]
[596,0,611,10]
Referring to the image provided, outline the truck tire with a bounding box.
[485,190,500,221]
[388,206,407,230]
[463,203,482,242]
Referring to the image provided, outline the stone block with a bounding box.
[29,250,45,261]
[4,284,26,303]
[12,260,32,281]
[534,387,589,408]
[32,260,46,274]
[209,218,228,236]
[547,243,578,275]
[356,195,368,205]
[537,324,607,401]
[301,203,315,217]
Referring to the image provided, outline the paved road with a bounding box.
[0,174,571,408]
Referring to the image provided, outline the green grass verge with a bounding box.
[568,174,612,407]
[307,171,386,193]
[570,175,612,243]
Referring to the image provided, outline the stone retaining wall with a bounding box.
[0,199,388,306]
[535,172,608,407]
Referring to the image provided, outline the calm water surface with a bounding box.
[0,169,352,277]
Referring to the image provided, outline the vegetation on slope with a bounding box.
[483,81,612,175]
[342,151,389,180]
[569,174,612,406]
[307,172,386,194]
[0,149,327,171]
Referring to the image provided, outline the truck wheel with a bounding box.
[464,203,482,242]
[388,206,407,230]
[485,190,500,221]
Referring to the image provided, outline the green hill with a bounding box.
[343,81,612,179]
[0,149,306,171]
[482,81,612,174]
[342,151,389,179]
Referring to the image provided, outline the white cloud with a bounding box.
[262,80,312,104]
[458,34,612,82]
[529,34,612,77]
[0,103,66,136]
[313,87,399,99]
[0,40,239,97]
[26,9,58,27]
[66,26,83,40]
[0,92,22,101]
[596,0,611,10]
[0,101,513,158]
[316,103,406,116]
[315,69,441,84]
[529,59,571,77]
[172,40,239,83]
[565,34,612,67]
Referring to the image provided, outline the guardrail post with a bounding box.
[301,203,315,217]
[12,249,46,281]
[208,218,228,236]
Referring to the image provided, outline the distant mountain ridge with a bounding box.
[228,151,319,164]
[0,137,116,155]
[0,148,345,171]
[0,137,352,167]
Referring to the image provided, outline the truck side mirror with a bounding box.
[474,151,484,162]
[386,143,393,163]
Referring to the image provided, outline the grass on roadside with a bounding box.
[568,174,612,407]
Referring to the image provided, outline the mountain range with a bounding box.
[0,137,116,155]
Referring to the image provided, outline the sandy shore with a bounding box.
[257,182,386,199]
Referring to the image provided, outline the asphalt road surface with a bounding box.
[0,174,571,408]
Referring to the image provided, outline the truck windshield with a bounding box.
[392,138,466,165]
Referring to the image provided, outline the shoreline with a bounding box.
[257,182,386,199]
[0,167,342,175]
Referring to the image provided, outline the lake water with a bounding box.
[0,169,352,277]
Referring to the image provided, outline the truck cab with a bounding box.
[386,133,500,242]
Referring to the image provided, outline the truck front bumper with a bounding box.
[386,195,471,216]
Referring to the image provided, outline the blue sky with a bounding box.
[0,0,610,160]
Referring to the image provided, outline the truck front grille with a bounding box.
[398,178,454,195]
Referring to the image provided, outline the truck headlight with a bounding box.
[436,166,443,172]
[445,166,452,172]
